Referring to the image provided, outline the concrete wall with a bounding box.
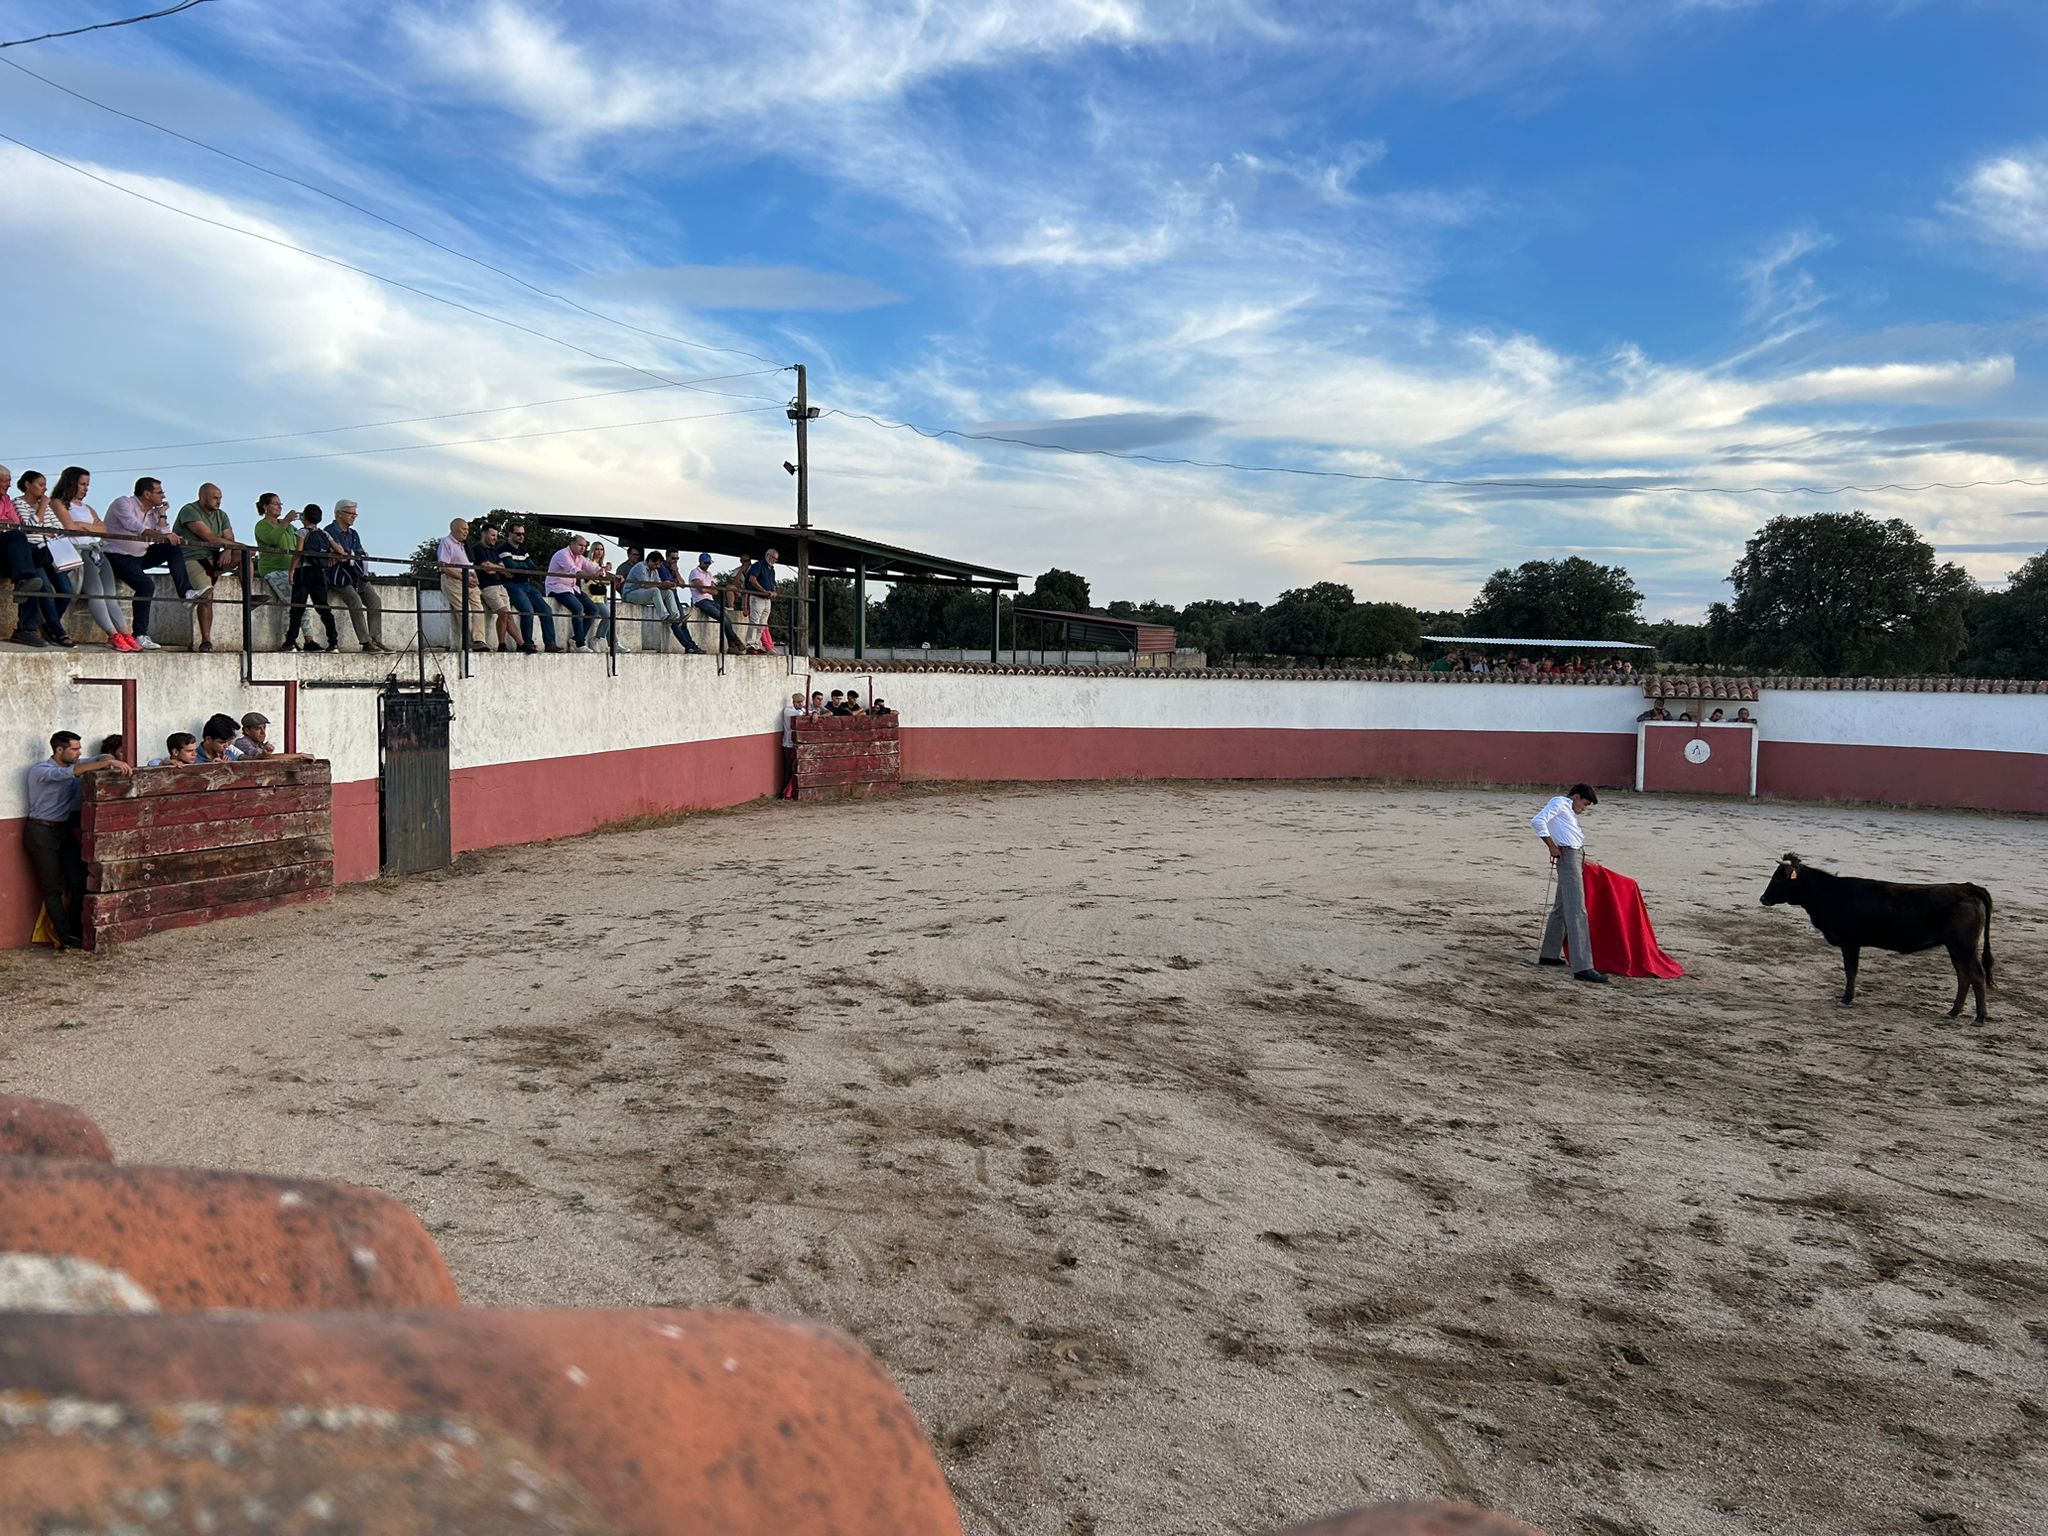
[10,655,2044,948]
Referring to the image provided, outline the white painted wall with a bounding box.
[1753,688,2045,754]
[855,672,1644,734]
[3,650,800,819]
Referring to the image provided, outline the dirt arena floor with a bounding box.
[2,782,2043,1536]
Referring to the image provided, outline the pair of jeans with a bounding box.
[552,589,603,647]
[105,546,174,636]
[331,579,384,647]
[623,587,702,651]
[2,531,62,633]
[24,820,86,948]
[285,565,338,647]
[690,596,745,651]
[504,580,556,648]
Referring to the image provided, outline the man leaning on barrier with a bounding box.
[25,731,129,951]
[496,521,557,652]
[146,732,198,768]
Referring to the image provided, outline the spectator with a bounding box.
[437,517,487,651]
[620,545,704,653]
[1635,699,1670,723]
[1677,710,1696,723]
[496,521,557,653]
[173,482,245,653]
[868,697,893,716]
[1708,708,1726,723]
[281,505,342,653]
[466,522,522,653]
[147,732,198,768]
[233,711,277,758]
[12,470,83,647]
[253,493,298,607]
[1469,656,1489,675]
[98,734,124,762]
[0,464,65,648]
[840,689,864,715]
[545,534,610,653]
[809,690,826,714]
[685,553,747,652]
[781,689,807,794]
[102,476,181,649]
[1735,707,1756,726]
[825,689,846,714]
[44,467,151,653]
[25,730,128,950]
[585,541,616,602]
[327,500,388,653]
[197,715,243,762]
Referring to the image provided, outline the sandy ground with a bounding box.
[2,782,2044,1536]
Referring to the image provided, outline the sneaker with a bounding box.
[520,643,538,654]
[278,640,300,652]
[8,629,47,648]
[303,640,324,653]
[1573,969,1611,985]
[134,635,161,650]
[180,588,206,601]
[109,633,139,653]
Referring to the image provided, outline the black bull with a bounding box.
[1760,855,1995,1022]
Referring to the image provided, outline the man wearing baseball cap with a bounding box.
[684,552,748,653]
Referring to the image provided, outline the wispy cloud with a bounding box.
[582,265,904,313]
[1946,142,2048,254]
[1740,226,1832,329]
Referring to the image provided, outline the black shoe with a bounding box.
[1537,957,1566,967]
[520,642,538,654]
[278,640,300,651]
[8,629,47,648]
[198,640,213,652]
[1574,969,1610,984]
[42,628,76,648]
[304,639,324,653]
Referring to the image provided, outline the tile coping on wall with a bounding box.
[806,660,2046,694]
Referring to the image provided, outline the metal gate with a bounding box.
[378,683,454,875]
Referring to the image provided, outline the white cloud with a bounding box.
[1739,227,1832,328]
[1947,143,2048,253]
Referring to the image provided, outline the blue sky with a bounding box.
[3,0,2045,618]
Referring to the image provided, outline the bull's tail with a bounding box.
[1970,884,1995,987]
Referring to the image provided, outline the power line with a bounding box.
[142,403,785,472]
[821,408,2048,499]
[0,126,791,407]
[1,0,212,49]
[0,53,789,371]
[24,370,789,459]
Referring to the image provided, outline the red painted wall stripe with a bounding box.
[1758,741,2048,816]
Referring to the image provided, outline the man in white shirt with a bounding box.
[781,690,809,796]
[1531,782,1607,984]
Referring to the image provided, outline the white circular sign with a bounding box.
[1684,737,1712,764]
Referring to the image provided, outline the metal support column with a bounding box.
[854,557,866,660]
[990,585,1001,665]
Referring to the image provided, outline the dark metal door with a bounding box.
[378,683,453,875]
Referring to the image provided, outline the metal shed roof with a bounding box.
[552,515,1022,588]
[1014,607,1178,653]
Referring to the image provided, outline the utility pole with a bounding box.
[788,364,819,657]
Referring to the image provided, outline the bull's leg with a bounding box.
[1839,945,1859,1007]
[1945,937,1977,1019]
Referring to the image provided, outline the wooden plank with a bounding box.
[86,784,331,833]
[85,811,330,862]
[84,862,332,927]
[89,759,331,801]
[798,765,899,788]
[797,781,899,802]
[90,835,335,893]
[89,886,330,949]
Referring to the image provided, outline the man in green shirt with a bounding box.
[252,493,297,606]
[174,482,244,653]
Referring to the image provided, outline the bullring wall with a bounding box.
[4,655,2043,947]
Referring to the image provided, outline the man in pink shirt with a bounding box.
[545,533,612,652]
[436,517,486,650]
[102,476,185,646]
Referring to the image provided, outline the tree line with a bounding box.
[415,510,2048,677]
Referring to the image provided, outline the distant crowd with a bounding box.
[1427,651,1641,676]
[0,465,784,657]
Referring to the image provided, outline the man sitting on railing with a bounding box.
[546,534,612,653]
[102,477,184,648]
[685,553,748,653]
[620,546,705,654]
[467,522,524,654]
[496,521,557,653]
[173,483,246,653]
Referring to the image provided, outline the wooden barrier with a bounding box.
[80,760,334,949]
[791,714,901,801]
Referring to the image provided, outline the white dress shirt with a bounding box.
[1531,794,1585,849]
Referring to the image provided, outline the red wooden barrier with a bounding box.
[791,715,901,801]
[80,760,334,948]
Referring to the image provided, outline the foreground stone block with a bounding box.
[0,1160,459,1310]
[0,1394,621,1534]
[0,1308,964,1536]
[0,1095,113,1160]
